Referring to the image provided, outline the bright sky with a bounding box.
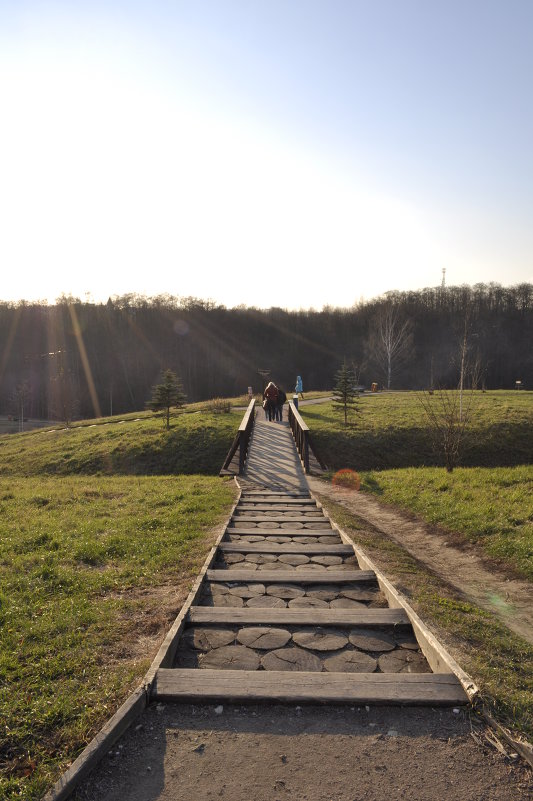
[1,1,532,309]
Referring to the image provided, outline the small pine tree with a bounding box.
[332,361,359,426]
[147,369,186,429]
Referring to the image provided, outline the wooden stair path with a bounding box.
[151,485,470,706]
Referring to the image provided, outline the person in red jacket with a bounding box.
[263,381,279,422]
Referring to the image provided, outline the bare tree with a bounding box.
[11,381,31,432]
[367,302,413,389]
[49,367,79,427]
[470,352,486,391]
[418,388,473,472]
[456,314,483,418]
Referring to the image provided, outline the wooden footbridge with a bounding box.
[152,400,474,705]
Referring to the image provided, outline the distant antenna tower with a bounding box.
[441,268,446,289]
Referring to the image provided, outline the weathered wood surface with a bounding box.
[292,630,349,651]
[153,669,469,704]
[236,626,292,649]
[187,607,411,626]
[219,543,352,555]
[225,528,335,536]
[237,506,319,514]
[232,516,325,523]
[238,499,318,507]
[206,569,375,584]
[199,645,260,671]
[261,647,323,672]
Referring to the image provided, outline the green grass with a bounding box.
[312,495,533,742]
[0,474,236,801]
[359,465,533,581]
[2,391,531,797]
[0,401,244,799]
[306,390,533,737]
[0,409,242,476]
[302,391,533,581]
[303,390,533,470]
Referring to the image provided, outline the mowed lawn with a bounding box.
[0,411,238,801]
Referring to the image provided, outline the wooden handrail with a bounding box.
[288,401,310,473]
[220,398,256,475]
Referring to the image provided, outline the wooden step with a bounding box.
[207,570,376,584]
[239,499,317,506]
[153,669,468,705]
[232,516,325,524]
[188,606,410,626]
[241,489,311,498]
[238,504,319,512]
[226,528,335,537]
[219,543,353,555]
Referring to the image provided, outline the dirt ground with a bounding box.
[74,702,531,801]
[70,479,533,801]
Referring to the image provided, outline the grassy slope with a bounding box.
[304,391,533,740]
[302,391,533,582]
[0,411,239,800]
[360,465,533,581]
[0,409,242,476]
[304,390,533,470]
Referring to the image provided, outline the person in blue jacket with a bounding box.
[295,375,304,399]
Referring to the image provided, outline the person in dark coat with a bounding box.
[275,387,287,421]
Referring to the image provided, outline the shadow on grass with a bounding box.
[361,474,384,495]
[311,422,533,472]
[31,427,235,477]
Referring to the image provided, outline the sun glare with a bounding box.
[0,35,440,308]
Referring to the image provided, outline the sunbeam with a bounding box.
[68,304,102,419]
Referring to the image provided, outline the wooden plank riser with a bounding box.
[225,528,335,536]
[187,607,411,626]
[207,570,376,584]
[219,543,353,555]
[232,516,326,523]
[153,669,468,705]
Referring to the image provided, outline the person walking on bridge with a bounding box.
[275,387,287,421]
[263,381,279,422]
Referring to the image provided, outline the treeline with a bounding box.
[0,282,532,421]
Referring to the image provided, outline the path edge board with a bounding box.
[318,510,479,700]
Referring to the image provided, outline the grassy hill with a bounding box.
[304,390,533,471]
[0,405,240,800]
[302,390,533,741]
[0,408,242,476]
[301,391,533,581]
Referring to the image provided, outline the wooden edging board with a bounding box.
[308,496,479,700]
[41,479,242,801]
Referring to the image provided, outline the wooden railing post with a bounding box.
[288,401,310,473]
[220,398,256,476]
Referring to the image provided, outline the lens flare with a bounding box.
[332,469,361,490]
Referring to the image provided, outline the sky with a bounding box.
[1,0,532,310]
